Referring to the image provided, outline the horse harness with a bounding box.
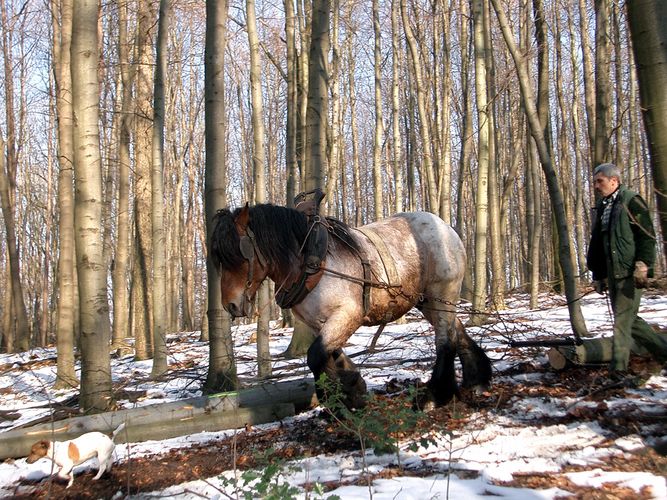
[272,190,402,320]
[236,189,404,319]
[236,221,268,306]
[274,190,329,309]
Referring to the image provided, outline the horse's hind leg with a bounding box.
[422,306,491,406]
[421,305,460,406]
[454,318,492,391]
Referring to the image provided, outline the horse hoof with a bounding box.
[412,388,436,412]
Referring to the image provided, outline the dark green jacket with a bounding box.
[587,185,655,281]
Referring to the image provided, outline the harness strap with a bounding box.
[356,227,400,287]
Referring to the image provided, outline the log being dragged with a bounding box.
[0,378,315,460]
[547,337,651,369]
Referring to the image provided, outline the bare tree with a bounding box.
[469,0,491,323]
[246,0,271,378]
[71,0,112,412]
[372,0,384,220]
[51,0,77,387]
[626,0,667,262]
[490,0,588,338]
[594,0,612,166]
[0,0,30,352]
[111,0,133,350]
[204,0,237,393]
[151,0,171,378]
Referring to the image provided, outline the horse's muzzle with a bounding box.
[224,299,253,318]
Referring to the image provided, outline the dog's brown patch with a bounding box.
[68,442,80,462]
[26,440,49,463]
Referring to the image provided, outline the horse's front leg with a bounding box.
[306,316,367,409]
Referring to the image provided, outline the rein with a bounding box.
[237,224,267,304]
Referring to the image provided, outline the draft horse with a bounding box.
[210,202,492,409]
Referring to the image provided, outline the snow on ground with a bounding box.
[1,292,666,499]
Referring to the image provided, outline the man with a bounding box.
[587,163,667,374]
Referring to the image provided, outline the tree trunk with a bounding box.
[111,0,133,350]
[400,0,438,213]
[626,0,667,264]
[578,0,596,160]
[132,0,157,361]
[0,378,315,460]
[71,0,112,412]
[246,0,271,379]
[484,0,505,310]
[594,0,612,166]
[0,0,30,352]
[491,0,588,338]
[456,0,474,300]
[204,0,237,393]
[283,0,330,358]
[305,0,329,192]
[284,0,298,204]
[469,0,490,324]
[151,0,170,378]
[391,0,403,215]
[372,0,384,220]
[51,0,77,387]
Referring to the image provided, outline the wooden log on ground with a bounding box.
[547,337,651,369]
[0,378,315,460]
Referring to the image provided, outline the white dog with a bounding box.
[26,423,125,488]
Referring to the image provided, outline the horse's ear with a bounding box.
[236,203,250,229]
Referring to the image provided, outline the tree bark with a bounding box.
[0,0,30,352]
[132,0,157,361]
[626,0,667,264]
[400,0,438,213]
[0,378,315,460]
[283,0,330,358]
[71,0,112,412]
[111,0,133,351]
[469,0,490,324]
[390,0,403,215]
[372,0,384,220]
[246,0,271,379]
[51,0,77,387]
[490,0,588,338]
[594,0,612,166]
[204,0,237,393]
[284,0,298,204]
[151,0,171,378]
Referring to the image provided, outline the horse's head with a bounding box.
[211,204,269,318]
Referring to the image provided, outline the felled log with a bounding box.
[547,337,651,369]
[0,378,315,460]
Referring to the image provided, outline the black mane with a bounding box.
[211,204,308,272]
[211,203,360,272]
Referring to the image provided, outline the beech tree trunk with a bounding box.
[51,0,77,387]
[204,0,237,392]
[626,0,667,263]
[372,0,384,220]
[71,0,112,412]
[470,0,491,324]
[246,0,271,378]
[151,0,171,378]
[491,0,588,338]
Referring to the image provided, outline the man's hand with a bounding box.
[634,261,649,288]
[593,279,607,294]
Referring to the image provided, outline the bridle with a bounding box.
[237,224,267,304]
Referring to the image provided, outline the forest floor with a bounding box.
[1,292,666,499]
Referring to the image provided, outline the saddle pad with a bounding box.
[357,226,400,287]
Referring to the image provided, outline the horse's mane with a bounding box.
[211,204,359,272]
